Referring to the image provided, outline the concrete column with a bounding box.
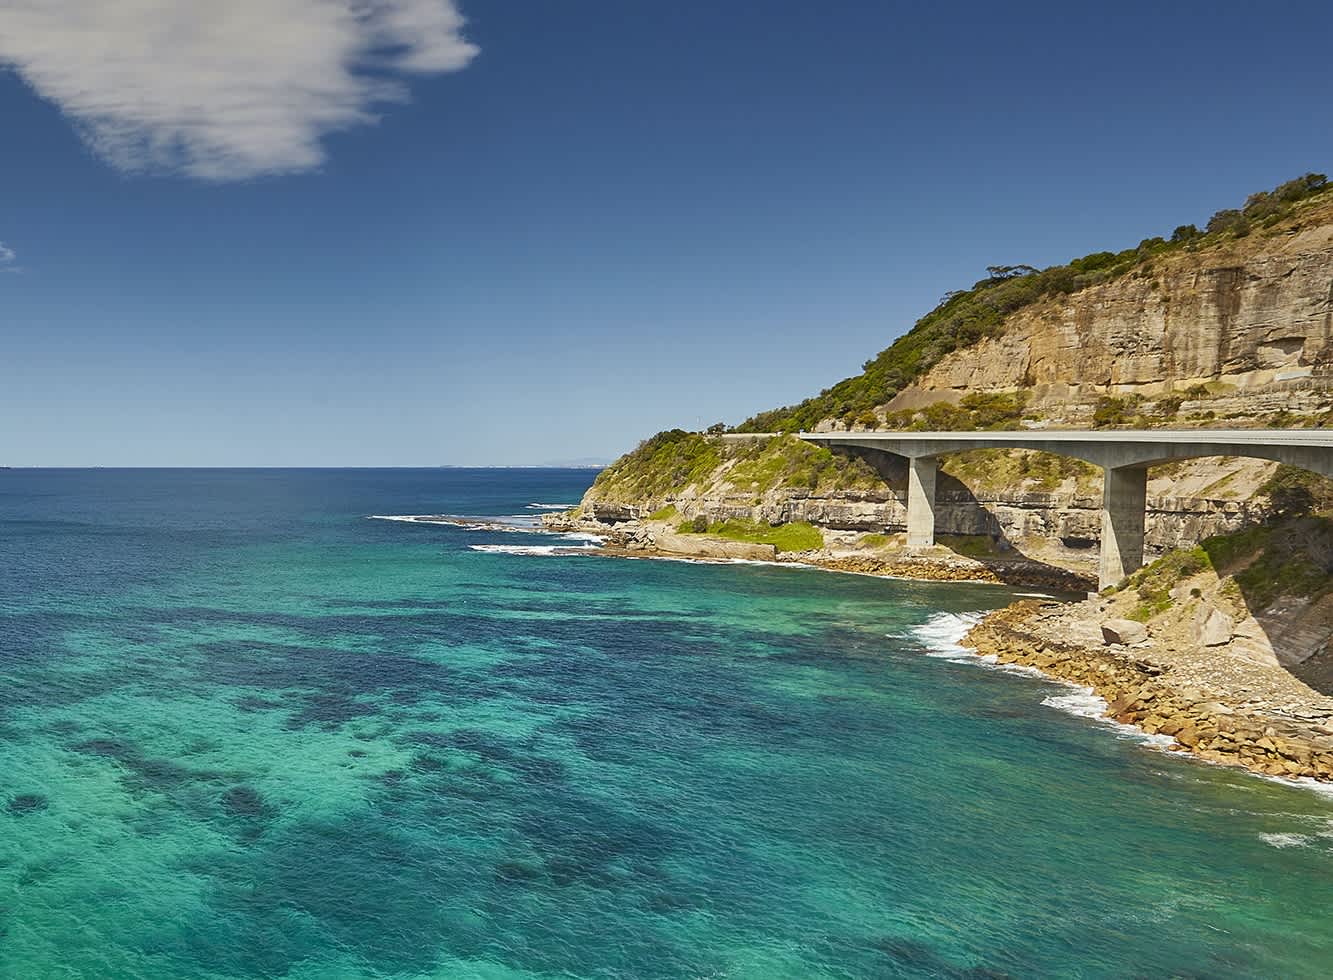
[906,456,937,550]
[1099,466,1147,591]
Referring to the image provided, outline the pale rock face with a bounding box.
[889,218,1333,414]
[1101,619,1148,645]
[603,483,1266,559]
[1194,604,1235,647]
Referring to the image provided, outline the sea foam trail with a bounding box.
[469,544,568,556]
[526,502,575,510]
[369,514,542,532]
[560,532,606,544]
[468,543,599,556]
[908,611,1174,748]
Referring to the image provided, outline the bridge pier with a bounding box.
[783,427,1332,590]
[906,457,937,550]
[1099,466,1147,591]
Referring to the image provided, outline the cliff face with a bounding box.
[577,190,1333,562]
[881,200,1333,423]
[581,434,1278,565]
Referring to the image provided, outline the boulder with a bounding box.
[1193,604,1234,647]
[1100,619,1148,646]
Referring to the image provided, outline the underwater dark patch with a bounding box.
[221,785,269,818]
[7,793,48,814]
[71,737,237,795]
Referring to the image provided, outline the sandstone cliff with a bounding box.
[880,196,1333,425]
[573,179,1333,567]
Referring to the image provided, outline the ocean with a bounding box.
[3,468,1332,978]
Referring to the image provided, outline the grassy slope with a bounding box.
[1113,515,1333,623]
[589,433,883,506]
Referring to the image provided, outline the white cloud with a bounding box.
[0,1,479,180]
[0,242,14,264]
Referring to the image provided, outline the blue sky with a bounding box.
[3,1,1332,466]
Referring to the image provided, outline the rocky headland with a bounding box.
[559,174,1333,785]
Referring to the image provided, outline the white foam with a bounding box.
[1041,688,1108,721]
[468,544,565,556]
[1259,832,1312,848]
[369,514,542,533]
[559,532,606,544]
[909,612,1174,749]
[527,502,575,510]
[1258,773,1333,802]
[910,611,986,658]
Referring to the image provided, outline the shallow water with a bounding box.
[3,468,1332,978]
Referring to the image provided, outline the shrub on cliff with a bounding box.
[723,435,882,493]
[880,390,1031,432]
[1261,465,1333,520]
[590,429,721,502]
[1091,394,1147,428]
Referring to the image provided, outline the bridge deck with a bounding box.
[790,428,1333,448]
[729,427,1333,589]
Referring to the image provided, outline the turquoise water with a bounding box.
[4,469,1333,978]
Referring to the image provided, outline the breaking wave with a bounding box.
[907,611,1174,748]
[468,544,568,556]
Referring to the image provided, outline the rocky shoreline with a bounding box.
[966,601,1333,784]
[544,513,1095,592]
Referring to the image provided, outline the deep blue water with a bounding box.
[3,468,1333,978]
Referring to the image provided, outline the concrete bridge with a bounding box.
[790,429,1333,591]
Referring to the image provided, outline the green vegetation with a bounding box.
[1118,514,1333,621]
[860,532,891,549]
[590,430,721,501]
[1260,465,1333,519]
[1122,545,1212,621]
[937,533,1002,559]
[1092,395,1140,428]
[940,447,1099,493]
[723,435,882,493]
[880,390,1034,432]
[589,433,884,513]
[1202,519,1333,611]
[678,518,824,553]
[1091,393,1195,429]
[735,173,1332,433]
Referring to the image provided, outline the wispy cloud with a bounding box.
[0,241,17,273]
[0,1,479,181]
